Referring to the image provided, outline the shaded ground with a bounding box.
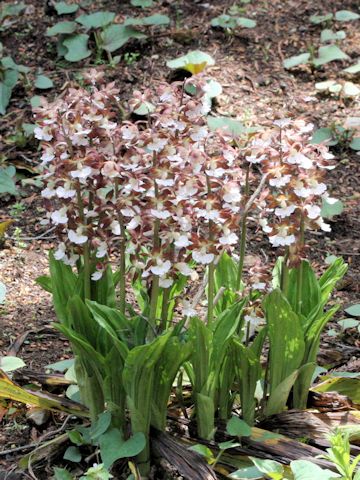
[0,0,359,476]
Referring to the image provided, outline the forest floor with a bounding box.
[0,0,359,478]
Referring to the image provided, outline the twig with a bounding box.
[9,226,57,241]
[242,174,269,218]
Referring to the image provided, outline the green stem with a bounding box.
[280,248,290,297]
[207,260,215,326]
[149,275,160,337]
[76,185,91,300]
[236,164,250,291]
[296,213,306,314]
[114,180,126,315]
[160,286,171,332]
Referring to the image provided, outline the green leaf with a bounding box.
[283,52,310,69]
[0,2,26,21]
[188,443,214,460]
[30,95,43,108]
[133,101,155,115]
[345,304,360,317]
[310,127,337,145]
[141,14,170,25]
[1,56,30,73]
[290,459,340,479]
[54,2,79,15]
[310,13,333,24]
[166,50,215,74]
[335,10,360,22]
[0,356,25,372]
[236,17,256,28]
[100,24,146,52]
[0,166,17,195]
[211,14,238,29]
[207,116,248,135]
[99,428,145,469]
[90,411,112,441]
[321,198,344,218]
[46,21,78,36]
[350,137,360,150]
[226,416,252,437]
[53,467,74,480]
[63,446,81,462]
[250,457,284,477]
[320,29,346,43]
[343,62,360,74]
[218,440,241,450]
[35,75,54,89]
[229,466,263,479]
[338,318,359,330]
[131,0,154,7]
[314,376,360,403]
[265,369,303,417]
[63,34,91,62]
[76,11,115,29]
[0,281,6,303]
[313,45,349,66]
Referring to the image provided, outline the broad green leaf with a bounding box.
[291,460,339,479]
[343,81,360,97]
[321,198,344,218]
[0,2,26,21]
[30,95,43,108]
[338,318,359,329]
[350,137,360,150]
[35,75,54,89]
[76,11,115,29]
[100,24,146,52]
[36,274,52,293]
[226,416,252,437]
[264,289,305,394]
[63,446,81,462]
[0,356,25,372]
[320,29,346,43]
[313,45,349,66]
[335,10,360,22]
[310,13,333,24]
[166,50,215,74]
[100,430,145,469]
[188,443,214,460]
[345,304,360,316]
[133,101,155,115]
[315,80,337,91]
[0,281,6,303]
[90,411,112,441]
[1,56,30,73]
[46,21,78,36]
[207,116,250,135]
[0,166,17,194]
[53,467,73,480]
[63,34,91,62]
[250,457,284,477]
[283,52,310,69]
[46,358,74,373]
[211,14,238,29]
[54,2,79,15]
[265,369,303,417]
[141,14,170,25]
[313,376,360,403]
[343,62,360,74]
[237,17,256,28]
[229,466,263,479]
[131,0,154,7]
[310,127,337,145]
[218,440,242,450]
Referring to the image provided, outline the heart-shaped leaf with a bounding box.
[283,52,310,69]
[35,75,54,89]
[76,11,115,29]
[335,10,360,22]
[345,304,360,317]
[226,416,252,437]
[46,21,77,36]
[99,428,146,469]
[236,17,256,28]
[166,50,215,74]
[0,356,25,373]
[101,24,146,52]
[62,34,91,62]
[211,14,238,29]
[54,2,79,15]
[320,29,346,43]
[321,198,344,218]
[310,13,333,24]
[313,45,349,66]
[343,62,360,74]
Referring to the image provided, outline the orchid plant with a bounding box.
[33,71,347,476]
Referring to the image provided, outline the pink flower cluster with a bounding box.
[35,74,245,284]
[246,119,336,258]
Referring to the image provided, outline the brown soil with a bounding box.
[0,0,359,478]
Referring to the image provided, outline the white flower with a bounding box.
[110,220,121,235]
[252,282,266,290]
[70,166,92,180]
[223,186,241,203]
[56,185,76,198]
[91,270,103,281]
[175,262,197,279]
[147,137,168,152]
[156,178,175,187]
[34,126,53,141]
[159,276,173,288]
[150,259,172,276]
[51,208,68,225]
[41,187,56,199]
[259,218,272,233]
[287,153,312,169]
[205,167,225,178]
[174,235,192,248]
[305,205,321,219]
[54,243,66,260]
[269,175,291,187]
[192,249,215,265]
[63,253,79,266]
[40,148,55,164]
[246,154,266,164]
[219,231,238,245]
[275,205,296,218]
[127,216,141,230]
[269,233,296,247]
[96,242,108,258]
[68,229,88,245]
[190,126,208,142]
[244,314,263,338]
[182,301,197,318]
[273,118,291,128]
[150,208,171,219]
[315,218,331,232]
[121,125,138,140]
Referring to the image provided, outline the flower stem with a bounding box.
[149,275,160,337]
[76,185,91,300]
[296,213,305,314]
[160,286,171,332]
[114,180,126,315]
[280,248,290,297]
[236,164,250,291]
[207,260,215,325]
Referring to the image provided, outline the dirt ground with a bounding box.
[0,0,359,477]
